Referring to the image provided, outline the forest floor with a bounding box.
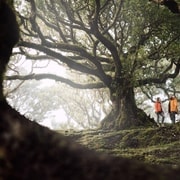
[58,122,180,168]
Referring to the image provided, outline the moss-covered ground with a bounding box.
[58,122,180,167]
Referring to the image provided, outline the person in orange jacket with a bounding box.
[168,95,178,124]
[154,97,165,126]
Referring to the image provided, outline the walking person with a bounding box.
[154,97,165,127]
[168,95,178,124]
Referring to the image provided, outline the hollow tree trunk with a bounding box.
[101,86,155,130]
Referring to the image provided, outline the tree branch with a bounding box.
[5,73,106,89]
[88,1,123,77]
[137,60,180,86]
[18,41,112,86]
[149,0,180,14]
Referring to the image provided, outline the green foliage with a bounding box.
[13,0,180,86]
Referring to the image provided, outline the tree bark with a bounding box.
[101,85,155,130]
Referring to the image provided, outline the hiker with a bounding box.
[168,95,178,124]
[154,97,165,127]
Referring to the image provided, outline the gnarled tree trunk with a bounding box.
[101,85,155,130]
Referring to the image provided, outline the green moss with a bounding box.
[63,123,180,167]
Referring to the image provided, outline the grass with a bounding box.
[58,122,180,167]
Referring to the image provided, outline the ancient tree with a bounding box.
[7,0,180,129]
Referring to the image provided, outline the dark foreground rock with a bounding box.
[0,100,180,180]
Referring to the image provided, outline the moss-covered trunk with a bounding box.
[101,86,155,130]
